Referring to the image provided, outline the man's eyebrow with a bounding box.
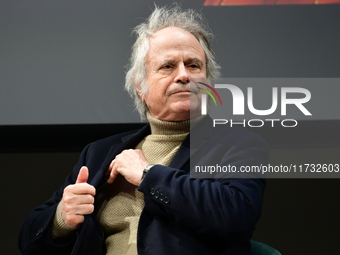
[160,58,203,66]
[186,58,203,65]
[161,60,176,65]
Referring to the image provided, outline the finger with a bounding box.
[72,204,95,215]
[109,159,116,170]
[105,160,115,177]
[64,194,95,205]
[64,183,95,196]
[77,194,95,205]
[62,214,85,229]
[107,168,119,184]
[76,166,89,184]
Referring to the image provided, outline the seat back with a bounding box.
[250,240,282,255]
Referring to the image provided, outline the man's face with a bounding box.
[140,27,207,121]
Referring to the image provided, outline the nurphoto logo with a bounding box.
[194,79,312,128]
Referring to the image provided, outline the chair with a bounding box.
[250,240,282,255]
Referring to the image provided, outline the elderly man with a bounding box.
[19,5,269,255]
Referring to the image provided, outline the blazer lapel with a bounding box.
[90,124,151,187]
[169,116,214,171]
[169,134,190,170]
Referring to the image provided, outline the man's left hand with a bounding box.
[106,149,149,186]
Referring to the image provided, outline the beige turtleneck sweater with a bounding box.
[51,113,204,255]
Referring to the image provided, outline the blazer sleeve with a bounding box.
[18,144,91,255]
[138,129,269,238]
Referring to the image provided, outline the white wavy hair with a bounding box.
[125,4,220,119]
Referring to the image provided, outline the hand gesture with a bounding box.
[59,166,96,229]
[106,149,149,186]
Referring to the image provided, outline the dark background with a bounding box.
[1,1,340,254]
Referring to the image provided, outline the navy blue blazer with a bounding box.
[19,116,269,255]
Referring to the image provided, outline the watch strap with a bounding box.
[141,164,154,181]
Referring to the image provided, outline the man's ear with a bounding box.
[135,84,145,101]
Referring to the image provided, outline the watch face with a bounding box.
[145,164,154,171]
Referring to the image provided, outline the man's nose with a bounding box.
[175,64,190,84]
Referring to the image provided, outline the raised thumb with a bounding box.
[75,166,89,184]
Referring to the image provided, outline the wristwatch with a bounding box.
[141,164,154,181]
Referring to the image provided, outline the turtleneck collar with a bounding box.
[146,112,205,135]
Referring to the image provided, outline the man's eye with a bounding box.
[162,65,172,69]
[189,64,199,68]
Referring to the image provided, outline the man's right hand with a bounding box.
[59,166,96,229]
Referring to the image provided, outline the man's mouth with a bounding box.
[173,90,192,94]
